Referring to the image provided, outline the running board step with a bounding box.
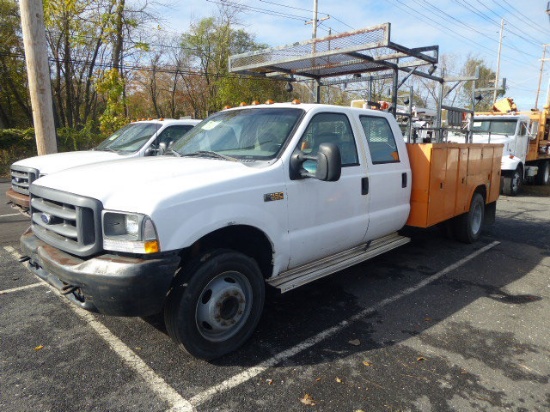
[268,233,410,293]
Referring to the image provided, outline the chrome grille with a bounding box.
[11,165,39,195]
[30,185,103,257]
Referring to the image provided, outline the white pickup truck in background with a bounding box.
[19,102,502,359]
[6,118,200,214]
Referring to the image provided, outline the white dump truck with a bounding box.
[19,102,502,359]
[7,118,200,213]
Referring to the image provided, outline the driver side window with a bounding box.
[518,122,528,136]
[298,112,359,166]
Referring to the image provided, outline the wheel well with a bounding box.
[474,185,487,202]
[502,163,523,178]
[182,225,273,280]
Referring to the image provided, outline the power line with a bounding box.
[390,0,537,65]
[256,0,355,30]
[388,0,536,69]
[470,0,544,47]
[493,0,548,38]
[0,50,292,83]
[206,0,309,22]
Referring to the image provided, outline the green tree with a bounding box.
[96,68,127,134]
[0,0,32,128]
[43,0,157,129]
[461,54,504,111]
[180,14,287,116]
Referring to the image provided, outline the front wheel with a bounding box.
[164,250,265,360]
[453,192,485,244]
[501,166,522,196]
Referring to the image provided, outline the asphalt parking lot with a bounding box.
[1,178,549,412]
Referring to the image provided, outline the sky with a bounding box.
[157,0,550,110]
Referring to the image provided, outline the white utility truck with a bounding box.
[447,99,550,195]
[7,118,200,214]
[19,102,502,359]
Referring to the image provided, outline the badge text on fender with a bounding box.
[264,192,284,202]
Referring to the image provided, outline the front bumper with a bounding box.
[20,228,181,316]
[6,188,30,210]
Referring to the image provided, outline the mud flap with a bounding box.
[484,201,497,226]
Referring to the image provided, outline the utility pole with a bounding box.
[535,44,549,110]
[305,0,329,103]
[493,19,504,104]
[19,0,57,155]
[312,0,318,41]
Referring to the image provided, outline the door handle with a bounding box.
[402,172,407,188]
[362,177,369,195]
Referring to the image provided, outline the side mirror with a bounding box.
[290,143,342,181]
[158,142,167,155]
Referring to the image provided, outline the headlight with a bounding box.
[102,212,160,254]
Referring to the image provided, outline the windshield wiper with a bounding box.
[166,149,182,157]
[181,151,237,161]
[97,147,119,152]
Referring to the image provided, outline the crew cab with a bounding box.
[7,118,200,214]
[19,102,502,359]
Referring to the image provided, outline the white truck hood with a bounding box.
[447,133,511,145]
[14,150,125,176]
[33,156,268,214]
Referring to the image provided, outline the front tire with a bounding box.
[501,166,522,196]
[164,250,265,360]
[453,192,485,244]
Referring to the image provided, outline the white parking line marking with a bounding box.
[0,282,44,295]
[4,241,501,409]
[3,245,195,412]
[0,213,21,218]
[188,241,501,407]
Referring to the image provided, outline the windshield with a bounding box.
[170,107,304,161]
[472,119,517,135]
[96,123,161,153]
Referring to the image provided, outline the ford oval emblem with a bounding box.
[41,213,52,225]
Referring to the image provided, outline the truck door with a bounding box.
[358,114,411,240]
[516,120,529,160]
[285,112,368,269]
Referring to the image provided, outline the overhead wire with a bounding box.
[390,0,538,64]
[206,0,309,22]
[470,0,544,47]
[494,0,549,37]
[257,0,355,30]
[388,0,536,69]
[0,50,289,83]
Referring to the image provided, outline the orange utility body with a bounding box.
[406,142,503,228]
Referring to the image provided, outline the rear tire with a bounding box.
[501,166,522,196]
[535,160,550,185]
[164,250,265,360]
[453,192,485,244]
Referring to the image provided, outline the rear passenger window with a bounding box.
[360,116,400,164]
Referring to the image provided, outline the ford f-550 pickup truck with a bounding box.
[19,102,502,359]
[7,118,200,214]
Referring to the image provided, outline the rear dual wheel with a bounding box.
[453,192,485,244]
[164,250,265,360]
[535,160,550,186]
